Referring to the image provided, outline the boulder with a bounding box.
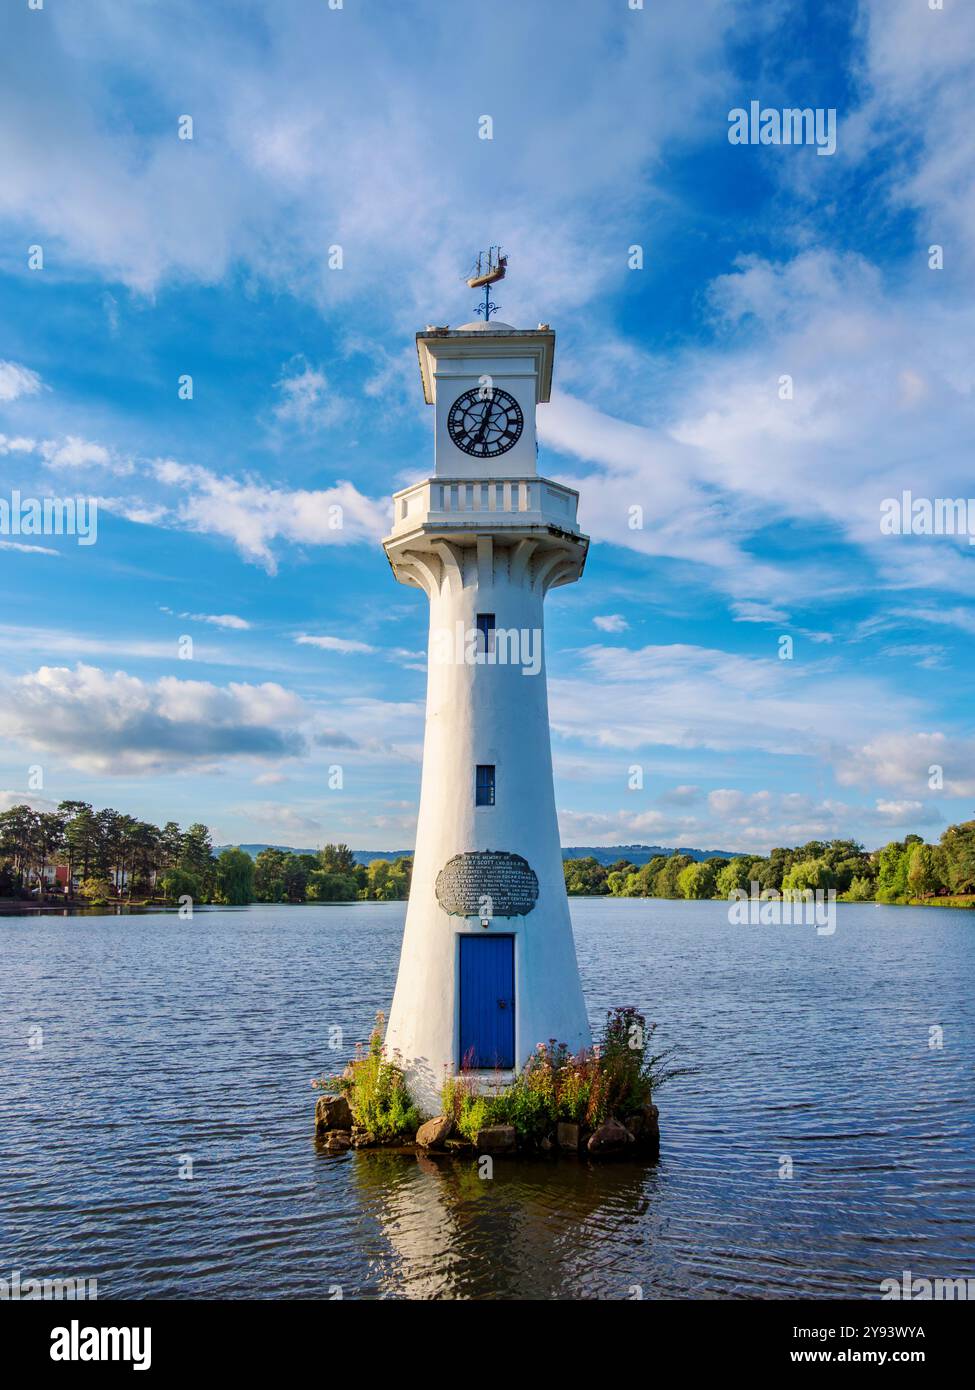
[315,1093,353,1134]
[556,1121,580,1151]
[416,1115,453,1149]
[587,1119,635,1156]
[624,1105,660,1150]
[476,1124,517,1154]
[323,1130,352,1153]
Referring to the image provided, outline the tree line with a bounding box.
[563,821,975,905]
[5,798,972,910]
[0,801,410,906]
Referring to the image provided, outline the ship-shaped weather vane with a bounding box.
[466,245,507,320]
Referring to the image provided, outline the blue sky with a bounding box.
[1,0,973,853]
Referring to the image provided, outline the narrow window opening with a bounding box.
[476,612,496,658]
[475,764,496,807]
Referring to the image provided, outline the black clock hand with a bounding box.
[474,401,495,446]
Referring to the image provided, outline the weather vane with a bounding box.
[466,246,507,320]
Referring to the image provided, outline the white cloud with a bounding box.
[40,435,132,474]
[180,612,251,630]
[837,731,975,799]
[0,541,58,556]
[0,0,748,315]
[296,634,376,654]
[0,663,310,773]
[0,361,42,402]
[0,434,36,454]
[592,614,628,633]
[272,359,346,431]
[150,459,387,572]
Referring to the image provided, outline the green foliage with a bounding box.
[677,860,719,899]
[441,1008,687,1142]
[715,857,755,898]
[563,856,610,895]
[781,858,835,897]
[78,876,113,904]
[158,867,202,902]
[843,875,875,902]
[907,842,944,899]
[876,841,911,903]
[214,847,254,905]
[306,868,360,901]
[940,820,975,894]
[332,1014,421,1141]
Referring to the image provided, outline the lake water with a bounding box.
[1,898,973,1300]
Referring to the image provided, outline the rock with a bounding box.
[315,1093,353,1134]
[476,1124,517,1154]
[556,1121,580,1150]
[587,1119,635,1156]
[351,1129,377,1148]
[323,1130,352,1153]
[416,1115,453,1149]
[624,1105,660,1149]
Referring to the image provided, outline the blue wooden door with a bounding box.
[459,935,515,1069]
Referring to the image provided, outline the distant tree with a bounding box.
[180,823,215,898]
[214,847,254,905]
[306,868,359,901]
[318,844,357,876]
[940,820,975,894]
[845,875,875,902]
[563,856,609,895]
[158,868,202,903]
[78,876,113,903]
[782,858,835,898]
[875,841,910,903]
[254,847,289,902]
[159,822,184,871]
[654,854,692,899]
[285,854,318,902]
[677,860,719,899]
[906,843,943,900]
[63,803,101,886]
[715,857,754,898]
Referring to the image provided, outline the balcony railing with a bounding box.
[389,476,580,536]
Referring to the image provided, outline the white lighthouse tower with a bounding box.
[382,254,591,1113]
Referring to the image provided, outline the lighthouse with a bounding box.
[382,256,591,1113]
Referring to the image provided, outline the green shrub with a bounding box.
[327,1013,421,1141]
[440,1008,688,1142]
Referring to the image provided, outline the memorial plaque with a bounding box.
[435,850,539,917]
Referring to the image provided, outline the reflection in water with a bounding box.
[350,1150,657,1300]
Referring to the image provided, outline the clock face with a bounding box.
[447,387,524,458]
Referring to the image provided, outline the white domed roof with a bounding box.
[455,320,517,331]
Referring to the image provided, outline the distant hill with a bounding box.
[561,844,741,865]
[216,842,740,865]
[214,844,412,864]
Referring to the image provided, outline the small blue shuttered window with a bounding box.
[476,613,495,657]
[475,764,495,806]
